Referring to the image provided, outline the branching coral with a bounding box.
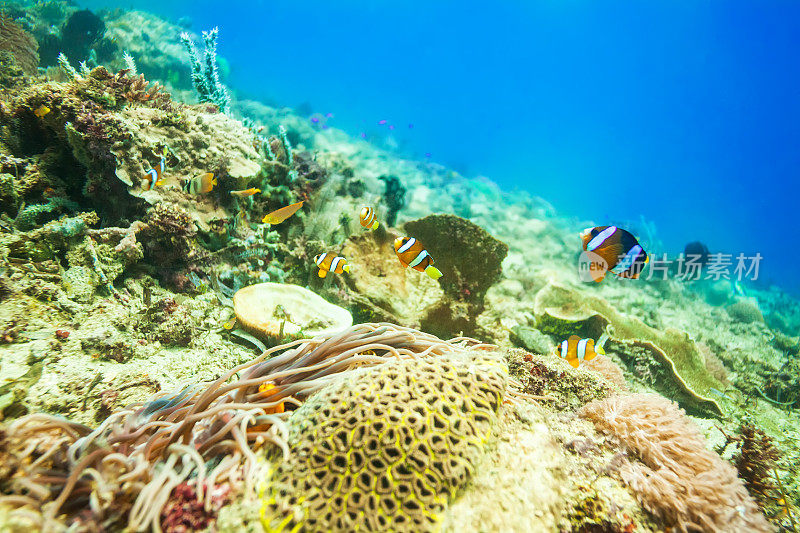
[180,27,230,113]
[580,393,771,532]
[0,323,491,531]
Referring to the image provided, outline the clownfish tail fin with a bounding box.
[425,266,443,280]
[372,221,379,230]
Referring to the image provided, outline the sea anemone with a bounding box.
[0,323,491,531]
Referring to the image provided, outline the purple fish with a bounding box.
[359,132,367,138]
[325,112,333,118]
[378,119,387,125]
[388,124,395,130]
[310,117,320,124]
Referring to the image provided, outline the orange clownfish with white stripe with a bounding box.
[394,236,442,280]
[359,206,379,230]
[314,253,350,278]
[141,157,166,191]
[556,335,605,368]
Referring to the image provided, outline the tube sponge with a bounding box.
[580,393,771,532]
[260,351,507,532]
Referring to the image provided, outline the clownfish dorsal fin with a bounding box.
[568,335,581,342]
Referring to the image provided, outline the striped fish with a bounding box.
[359,206,379,230]
[557,335,605,368]
[141,157,166,191]
[394,236,443,280]
[580,225,649,282]
[314,253,350,279]
[182,172,217,195]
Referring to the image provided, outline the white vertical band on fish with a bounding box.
[612,244,643,273]
[397,237,416,254]
[330,256,343,272]
[587,226,617,251]
[560,341,568,358]
[577,339,588,360]
[408,250,429,268]
[315,253,327,266]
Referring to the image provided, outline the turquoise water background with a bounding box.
[83,0,800,294]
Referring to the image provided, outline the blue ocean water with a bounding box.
[84,0,800,294]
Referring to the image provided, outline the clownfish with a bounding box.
[314,253,350,278]
[182,172,216,194]
[141,157,166,191]
[394,236,442,280]
[580,226,649,282]
[556,335,605,368]
[230,188,261,198]
[359,206,379,230]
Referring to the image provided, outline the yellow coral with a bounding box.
[260,352,507,532]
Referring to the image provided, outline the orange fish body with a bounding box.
[141,157,166,191]
[394,236,442,280]
[557,335,604,368]
[359,206,379,230]
[314,253,350,278]
[580,226,649,282]
[262,201,303,224]
[230,187,261,197]
[34,105,50,118]
[247,382,284,433]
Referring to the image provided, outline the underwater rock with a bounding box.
[534,282,725,417]
[0,14,39,76]
[725,298,765,324]
[260,350,507,531]
[339,230,443,326]
[509,325,555,354]
[403,213,508,337]
[232,282,352,340]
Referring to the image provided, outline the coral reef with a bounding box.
[581,393,771,532]
[232,282,353,340]
[180,27,230,113]
[0,13,39,75]
[260,350,507,531]
[534,282,725,416]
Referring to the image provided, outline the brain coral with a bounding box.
[260,351,507,532]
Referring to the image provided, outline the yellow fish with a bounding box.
[262,200,303,224]
[182,172,216,194]
[34,105,50,118]
[230,187,261,197]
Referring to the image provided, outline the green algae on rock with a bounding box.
[534,282,725,417]
[260,351,507,532]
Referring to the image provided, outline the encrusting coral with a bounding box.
[0,13,39,76]
[580,393,772,532]
[260,350,507,531]
[0,323,493,531]
[232,282,353,340]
